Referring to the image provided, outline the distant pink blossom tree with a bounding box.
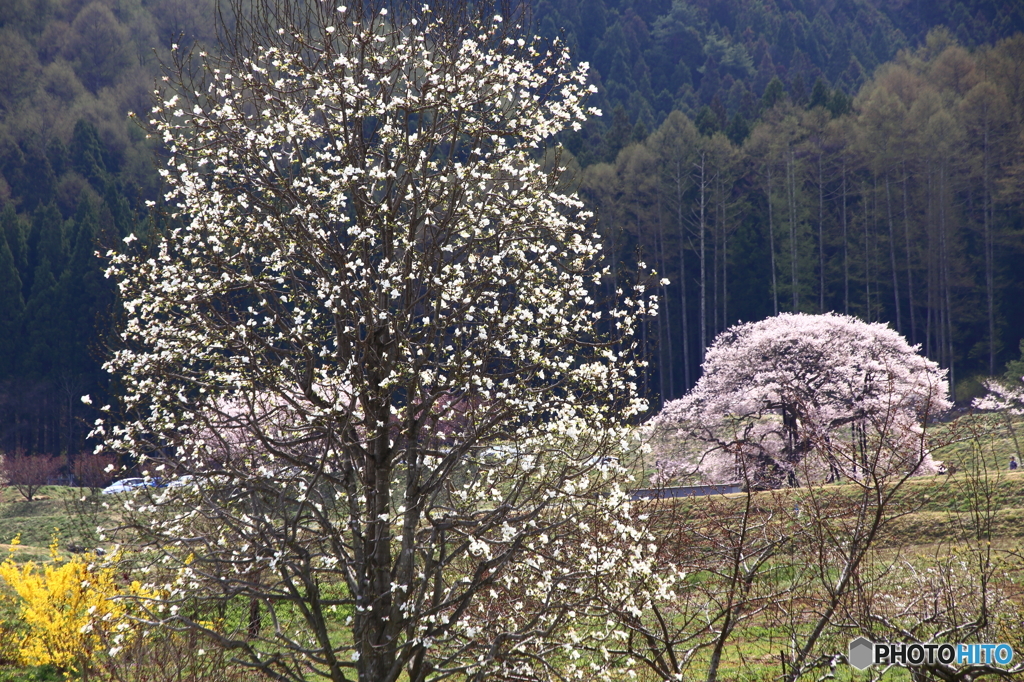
[973,380,1024,414]
[973,343,1024,414]
[652,313,950,488]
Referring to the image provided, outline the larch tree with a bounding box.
[651,312,949,489]
[648,110,699,391]
[96,2,656,681]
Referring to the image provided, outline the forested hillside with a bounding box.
[537,0,1024,165]
[1,0,1023,460]
[0,0,216,457]
[583,30,1024,404]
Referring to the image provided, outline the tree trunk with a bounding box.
[886,173,902,333]
[940,160,956,400]
[698,151,707,360]
[863,183,871,321]
[677,159,692,388]
[818,153,825,312]
[902,160,916,345]
[984,123,995,375]
[788,150,798,311]
[657,195,674,400]
[842,160,849,315]
[767,161,779,315]
[721,179,728,331]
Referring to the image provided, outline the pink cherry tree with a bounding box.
[652,312,950,489]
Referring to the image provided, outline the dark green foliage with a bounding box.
[0,2,219,458]
[21,258,61,380]
[70,121,107,191]
[694,105,719,136]
[0,227,24,377]
[631,119,649,143]
[1002,341,1024,385]
[827,89,852,118]
[1,203,27,274]
[761,77,786,111]
[0,137,27,205]
[0,129,144,459]
[725,112,749,145]
[22,143,56,212]
[579,0,607,52]
[537,0,1024,164]
[776,18,796,67]
[808,78,830,110]
[28,203,67,284]
[790,73,808,106]
[602,105,633,161]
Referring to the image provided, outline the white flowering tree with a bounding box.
[652,313,950,488]
[97,2,656,681]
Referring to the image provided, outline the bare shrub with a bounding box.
[74,453,117,489]
[2,452,62,500]
[96,623,268,682]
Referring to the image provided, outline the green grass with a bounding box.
[645,466,1024,544]
[0,665,63,682]
[929,411,1024,472]
[0,486,116,560]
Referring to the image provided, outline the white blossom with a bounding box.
[99,3,655,681]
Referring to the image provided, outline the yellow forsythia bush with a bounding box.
[0,534,150,675]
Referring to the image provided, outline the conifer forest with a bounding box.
[3,0,1024,460]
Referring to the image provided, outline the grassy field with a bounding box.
[0,486,116,561]
[630,413,1024,682]
[1,416,1022,681]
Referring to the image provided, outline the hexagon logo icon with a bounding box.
[849,637,874,670]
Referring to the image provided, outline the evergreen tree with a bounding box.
[28,202,67,289]
[695,105,720,136]
[697,55,722,103]
[0,227,24,377]
[828,89,852,117]
[70,120,108,190]
[602,105,633,161]
[578,0,607,52]
[103,181,133,238]
[761,77,786,111]
[1,203,27,275]
[776,18,796,66]
[61,194,110,376]
[21,257,61,380]
[46,137,69,177]
[0,136,27,204]
[809,78,830,109]
[726,112,750,145]
[17,141,56,211]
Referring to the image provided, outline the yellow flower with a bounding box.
[0,534,153,675]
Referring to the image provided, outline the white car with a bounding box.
[165,474,195,488]
[101,477,150,494]
[585,455,620,470]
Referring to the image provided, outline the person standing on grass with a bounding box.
[1011,456,1019,471]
